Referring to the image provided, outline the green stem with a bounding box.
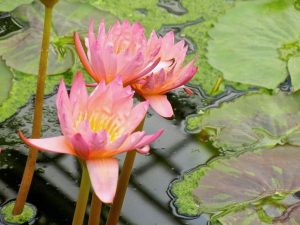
[88,192,102,225]
[105,119,145,225]
[13,1,58,215]
[72,163,91,225]
[210,77,223,95]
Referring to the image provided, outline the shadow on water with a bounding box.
[0,81,248,225]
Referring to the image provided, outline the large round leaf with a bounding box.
[0,0,116,75]
[207,0,300,90]
[186,92,300,152]
[171,146,300,223]
[0,0,33,12]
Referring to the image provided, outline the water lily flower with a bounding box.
[19,72,163,203]
[74,20,160,86]
[131,31,198,118]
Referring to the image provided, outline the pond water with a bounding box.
[0,86,229,225]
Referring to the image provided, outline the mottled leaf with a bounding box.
[0,0,33,12]
[218,206,300,225]
[207,0,300,90]
[171,146,300,223]
[0,0,116,75]
[186,92,300,152]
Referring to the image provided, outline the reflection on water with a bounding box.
[0,88,219,225]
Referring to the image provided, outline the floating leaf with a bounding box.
[0,66,64,123]
[0,0,116,75]
[186,92,300,152]
[217,207,300,225]
[288,57,300,91]
[0,0,33,12]
[171,145,300,223]
[207,0,300,90]
[0,58,13,104]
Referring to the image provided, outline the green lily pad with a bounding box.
[171,145,300,222]
[186,92,300,152]
[0,0,116,75]
[0,66,64,123]
[288,57,300,91]
[0,58,13,104]
[0,0,33,12]
[207,0,300,90]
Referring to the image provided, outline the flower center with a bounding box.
[75,112,121,142]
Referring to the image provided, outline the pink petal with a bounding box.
[112,132,146,155]
[124,101,149,133]
[19,131,75,156]
[144,95,174,118]
[56,80,73,136]
[86,158,119,203]
[135,128,164,154]
[74,32,98,80]
[70,133,90,160]
[70,72,88,107]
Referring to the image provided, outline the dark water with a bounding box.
[0,13,23,39]
[0,88,219,225]
[0,79,248,225]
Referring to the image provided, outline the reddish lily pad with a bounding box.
[0,0,116,75]
[171,146,300,223]
[217,206,300,225]
[186,92,300,153]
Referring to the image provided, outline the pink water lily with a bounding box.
[19,72,163,203]
[131,32,198,118]
[74,20,160,86]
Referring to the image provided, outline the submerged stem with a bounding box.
[72,163,91,225]
[88,192,102,225]
[210,77,223,95]
[105,119,145,225]
[13,2,57,215]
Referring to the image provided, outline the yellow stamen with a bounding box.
[75,112,121,141]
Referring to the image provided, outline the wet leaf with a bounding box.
[0,58,13,104]
[217,205,300,225]
[207,0,300,90]
[0,0,116,75]
[288,57,300,91]
[0,65,64,123]
[0,0,33,12]
[186,92,300,152]
[171,145,300,223]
